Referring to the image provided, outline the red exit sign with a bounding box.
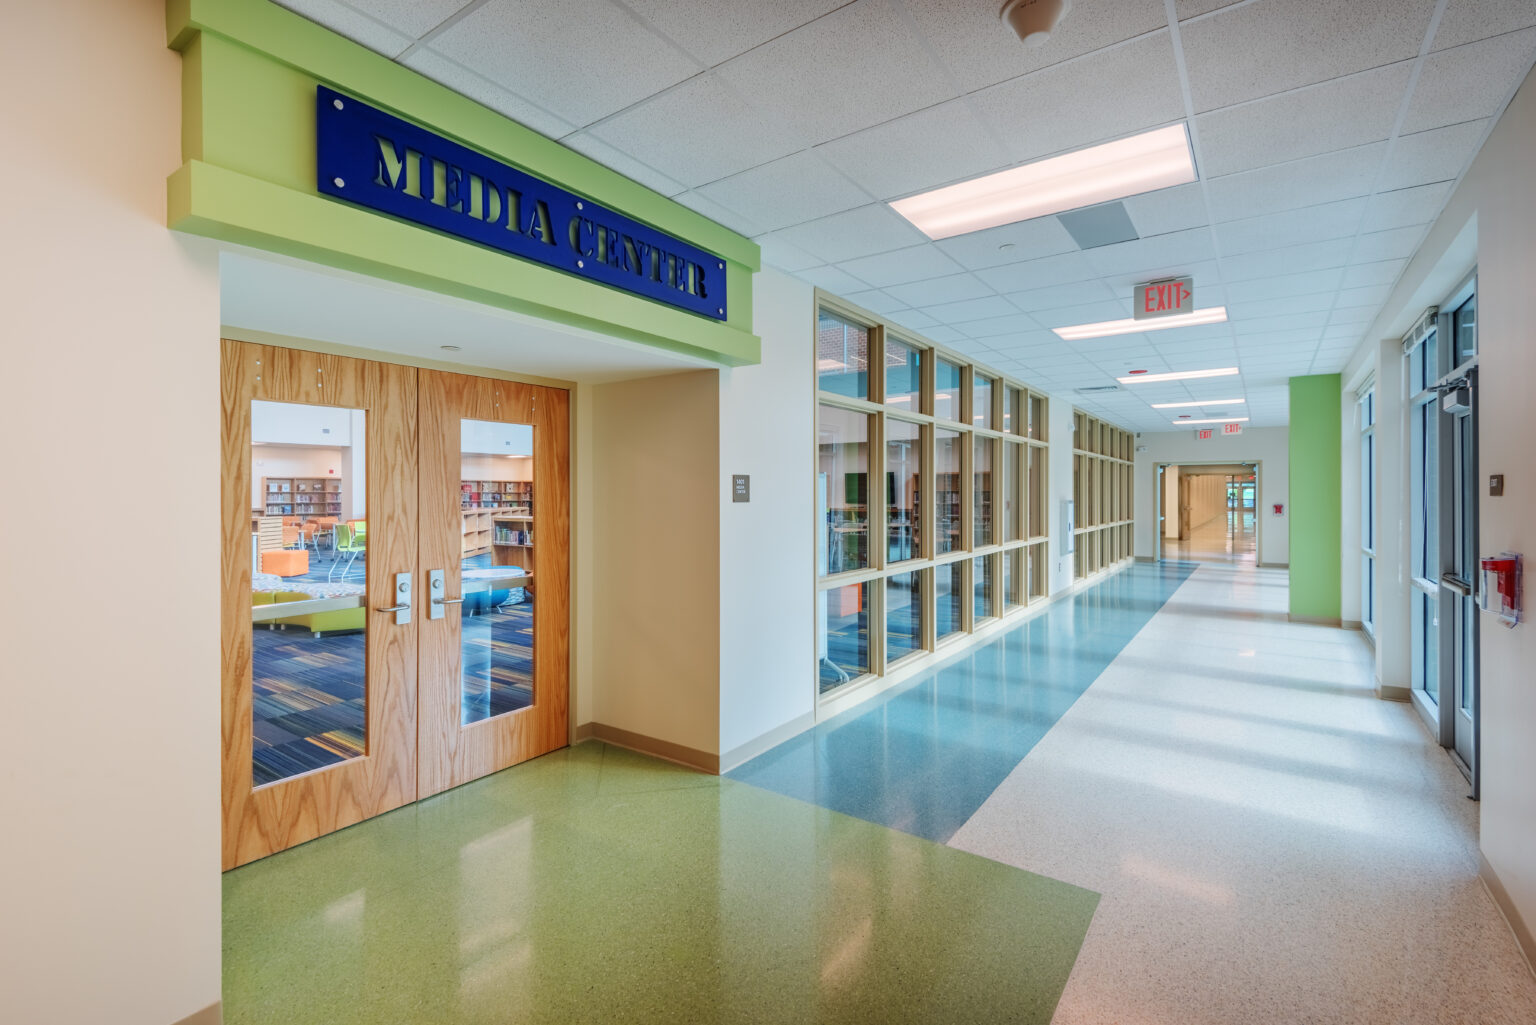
[1134,276,1193,320]
[1196,428,1213,440]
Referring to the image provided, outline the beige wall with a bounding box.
[1184,473,1229,532]
[250,446,347,509]
[589,370,722,757]
[0,1,223,1022]
[1355,64,1536,955]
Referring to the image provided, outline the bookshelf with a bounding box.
[262,477,343,519]
[460,479,532,557]
[491,515,534,569]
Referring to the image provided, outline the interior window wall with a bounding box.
[1071,409,1135,578]
[815,298,1050,700]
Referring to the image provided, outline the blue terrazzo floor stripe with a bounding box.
[728,561,1198,843]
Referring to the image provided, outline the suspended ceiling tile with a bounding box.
[956,314,1046,341]
[1235,329,1323,348]
[714,0,953,147]
[1432,0,1536,52]
[1220,237,1354,282]
[973,253,1100,293]
[924,325,967,343]
[1003,279,1119,312]
[273,0,414,56]
[1195,62,1412,177]
[935,218,1082,271]
[343,0,471,38]
[830,287,903,314]
[1121,184,1210,237]
[1232,309,1328,334]
[756,233,823,272]
[815,100,1012,202]
[1381,119,1490,190]
[670,189,767,237]
[885,272,995,308]
[902,0,1170,94]
[561,131,687,198]
[1328,305,1382,326]
[1360,181,1455,234]
[1401,27,1536,134]
[889,309,941,330]
[621,0,845,66]
[772,204,931,262]
[1352,225,1426,263]
[919,295,1022,324]
[1098,260,1220,297]
[1084,227,1216,278]
[1224,268,1346,303]
[1231,292,1340,321]
[1180,0,1434,113]
[838,245,966,289]
[1214,197,1367,257]
[1203,143,1385,223]
[400,49,578,139]
[584,74,811,189]
[1340,259,1408,289]
[695,150,869,232]
[799,265,874,295]
[1030,299,1136,330]
[969,33,1186,165]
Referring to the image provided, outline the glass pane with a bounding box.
[886,571,924,663]
[936,427,962,555]
[1415,590,1439,701]
[935,562,963,641]
[1460,599,1475,713]
[1454,294,1476,367]
[250,399,366,787]
[817,310,869,399]
[974,435,993,546]
[885,336,923,411]
[1027,542,1046,599]
[887,419,921,563]
[973,373,994,430]
[935,359,962,422]
[1423,328,1438,390]
[818,405,870,574]
[1003,442,1018,542]
[974,556,993,620]
[1027,445,1045,537]
[1028,394,1044,440]
[1004,549,1022,610]
[1006,387,1023,435]
[819,583,869,693]
[460,419,536,726]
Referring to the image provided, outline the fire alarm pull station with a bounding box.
[1480,553,1523,628]
[1272,503,1284,516]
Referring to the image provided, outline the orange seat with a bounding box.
[260,549,310,577]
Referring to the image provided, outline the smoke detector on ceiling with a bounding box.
[1001,0,1071,47]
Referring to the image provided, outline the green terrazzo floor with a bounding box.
[224,742,1098,1024]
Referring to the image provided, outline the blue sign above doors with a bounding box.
[315,86,727,321]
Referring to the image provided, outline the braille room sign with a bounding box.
[315,86,727,321]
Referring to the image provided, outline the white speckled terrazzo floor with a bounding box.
[949,560,1536,1025]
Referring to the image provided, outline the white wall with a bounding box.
[1352,63,1536,954]
[1133,427,1291,566]
[461,454,533,481]
[0,1,223,1022]
[1048,396,1077,593]
[718,268,817,763]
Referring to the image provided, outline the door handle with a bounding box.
[434,597,465,606]
[1441,574,1472,597]
[378,572,412,624]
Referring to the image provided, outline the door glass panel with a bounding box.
[819,583,869,693]
[935,562,963,641]
[886,571,924,663]
[974,436,993,546]
[249,399,366,786]
[887,419,921,563]
[936,428,962,555]
[818,405,870,574]
[460,419,535,726]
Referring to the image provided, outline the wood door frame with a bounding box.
[221,340,419,869]
[416,370,571,798]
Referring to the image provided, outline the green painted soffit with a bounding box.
[166,0,760,367]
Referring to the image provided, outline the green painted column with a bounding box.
[1288,374,1342,621]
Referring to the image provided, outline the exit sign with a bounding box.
[1196,428,1213,440]
[1134,276,1193,320]
[1223,422,1244,435]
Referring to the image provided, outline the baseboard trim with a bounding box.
[1287,613,1342,626]
[576,722,718,774]
[1342,619,1363,630]
[1376,684,1412,702]
[1259,561,1289,569]
[1134,555,1155,563]
[719,711,817,774]
[1480,852,1536,977]
[172,1003,221,1025]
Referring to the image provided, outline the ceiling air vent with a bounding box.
[1058,201,1139,249]
[1075,384,1122,395]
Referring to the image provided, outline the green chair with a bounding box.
[329,522,367,582]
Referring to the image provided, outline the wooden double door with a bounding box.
[220,340,569,869]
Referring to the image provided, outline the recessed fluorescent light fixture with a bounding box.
[889,124,1196,240]
[1118,367,1239,384]
[1151,398,1246,409]
[1054,306,1227,341]
[1178,417,1251,425]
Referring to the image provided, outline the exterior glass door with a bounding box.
[1445,391,1477,777]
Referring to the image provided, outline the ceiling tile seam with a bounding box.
[1192,54,1417,121]
[314,0,426,58]
[394,0,493,62]
[1304,0,1451,375]
[384,45,579,140]
[1160,0,1249,420]
[1174,0,1265,28]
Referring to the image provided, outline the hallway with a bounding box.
[1164,509,1258,564]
